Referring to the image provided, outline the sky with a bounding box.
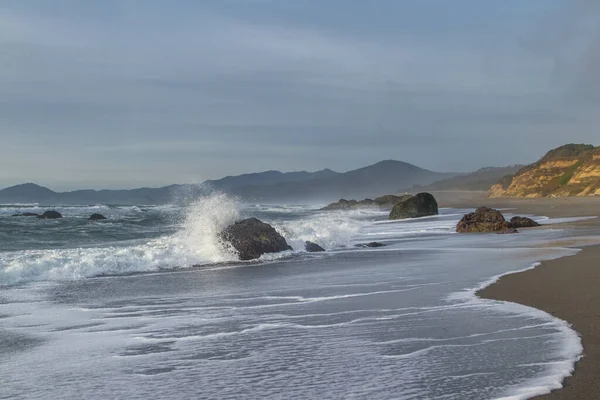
[1,0,599,190]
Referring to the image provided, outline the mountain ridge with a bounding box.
[0,160,455,205]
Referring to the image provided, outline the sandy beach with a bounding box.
[436,192,600,399]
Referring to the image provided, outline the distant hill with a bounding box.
[0,160,456,205]
[205,169,339,191]
[488,144,600,198]
[0,183,60,203]
[411,165,524,192]
[228,160,456,203]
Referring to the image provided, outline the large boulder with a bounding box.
[305,241,325,252]
[221,218,293,260]
[389,193,438,220]
[88,213,107,221]
[37,211,63,219]
[509,216,540,228]
[456,207,517,233]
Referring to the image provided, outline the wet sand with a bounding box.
[435,192,600,399]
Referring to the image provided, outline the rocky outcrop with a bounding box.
[456,207,517,233]
[509,216,540,228]
[488,144,600,198]
[221,218,293,260]
[37,211,63,219]
[12,212,40,217]
[322,194,412,211]
[88,213,107,221]
[305,241,325,252]
[389,193,438,220]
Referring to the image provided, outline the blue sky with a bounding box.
[1,0,599,189]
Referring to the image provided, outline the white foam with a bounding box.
[276,209,375,250]
[451,253,584,400]
[0,194,241,285]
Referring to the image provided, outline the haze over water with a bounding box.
[0,197,594,399]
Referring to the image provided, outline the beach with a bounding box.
[1,198,593,399]
[438,193,600,399]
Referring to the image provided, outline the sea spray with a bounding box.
[0,194,243,285]
[171,193,241,262]
[276,209,369,251]
[0,197,388,286]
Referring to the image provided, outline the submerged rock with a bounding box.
[389,193,438,220]
[88,213,107,221]
[221,218,293,261]
[354,242,386,248]
[509,216,540,228]
[456,207,517,233]
[37,211,63,219]
[12,212,40,217]
[305,241,325,252]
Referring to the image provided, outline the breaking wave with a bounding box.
[0,194,243,285]
[0,195,379,286]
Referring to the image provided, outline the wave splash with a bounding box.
[0,194,242,285]
[0,195,377,286]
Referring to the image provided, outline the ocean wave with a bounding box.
[0,194,379,285]
[0,194,241,285]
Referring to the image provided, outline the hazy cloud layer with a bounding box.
[1,0,599,189]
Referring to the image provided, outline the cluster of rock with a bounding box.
[456,206,539,233]
[11,211,108,220]
[219,217,391,261]
[323,192,440,221]
[321,194,412,211]
[221,194,442,261]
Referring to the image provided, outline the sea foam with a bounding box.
[0,195,378,285]
[0,194,242,285]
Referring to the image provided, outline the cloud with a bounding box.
[0,1,598,189]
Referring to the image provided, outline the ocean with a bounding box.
[0,195,594,399]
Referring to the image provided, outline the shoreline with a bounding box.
[442,193,600,399]
[479,244,600,400]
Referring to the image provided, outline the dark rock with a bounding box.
[373,194,413,208]
[355,242,386,248]
[456,207,517,233]
[305,241,325,252]
[37,211,63,219]
[321,194,412,211]
[221,218,293,261]
[12,212,40,217]
[88,213,107,221]
[509,216,540,228]
[321,199,368,211]
[389,193,439,220]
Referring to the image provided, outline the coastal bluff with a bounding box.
[488,144,600,198]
